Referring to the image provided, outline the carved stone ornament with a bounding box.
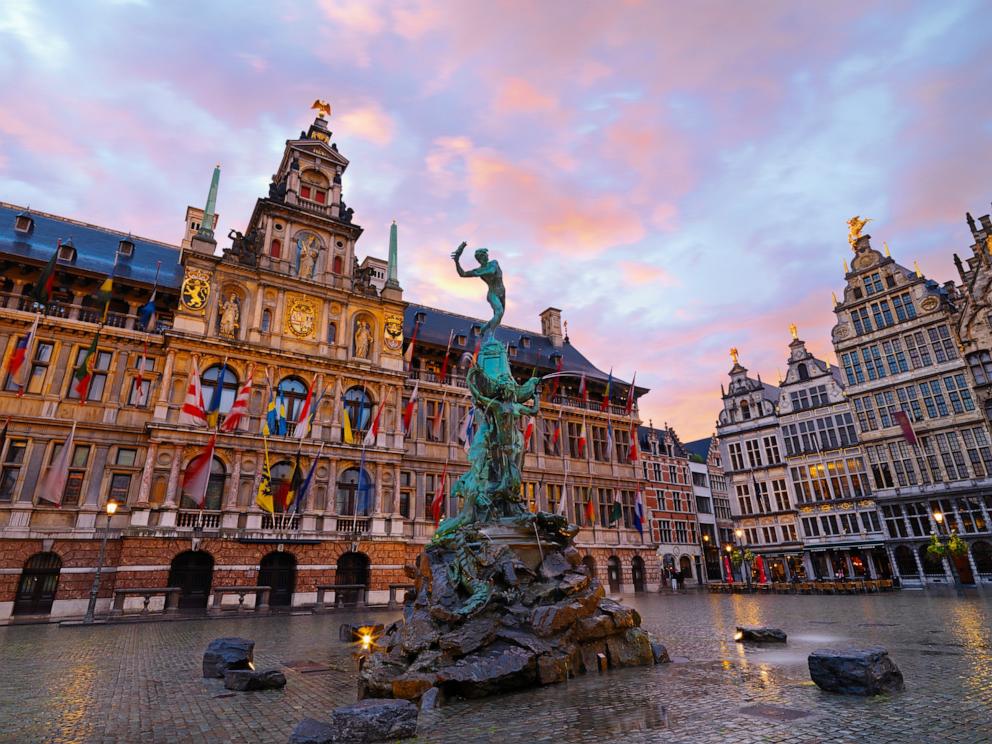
[285,292,318,339]
[180,268,211,314]
[833,325,850,340]
[920,296,940,312]
[383,313,403,351]
[852,252,879,271]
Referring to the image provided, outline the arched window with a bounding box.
[277,376,309,423]
[893,545,917,576]
[336,467,373,515]
[181,456,225,510]
[13,552,61,615]
[332,255,343,274]
[344,386,373,433]
[631,556,646,592]
[258,551,296,607]
[335,551,370,606]
[582,555,596,579]
[797,363,809,381]
[606,555,622,592]
[327,321,337,344]
[271,238,282,259]
[168,550,214,609]
[201,364,239,414]
[740,400,751,420]
[261,309,272,332]
[919,544,944,576]
[270,460,297,514]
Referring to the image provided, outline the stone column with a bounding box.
[224,452,242,510]
[19,438,51,503]
[136,442,157,506]
[164,445,183,508]
[155,349,176,419]
[911,543,927,582]
[108,350,130,406]
[325,458,338,515]
[392,463,401,514]
[83,446,110,506]
[48,344,71,394]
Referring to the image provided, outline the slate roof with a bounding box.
[404,303,644,393]
[0,202,182,289]
[683,437,713,462]
[637,424,687,458]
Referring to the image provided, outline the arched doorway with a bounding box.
[919,545,945,579]
[894,545,918,578]
[258,551,297,607]
[582,555,597,579]
[168,551,214,609]
[336,551,370,607]
[606,556,622,593]
[13,552,62,615]
[679,555,692,581]
[631,556,646,592]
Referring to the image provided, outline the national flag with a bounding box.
[205,360,228,427]
[71,333,101,402]
[342,405,355,444]
[276,451,303,512]
[404,319,420,369]
[262,389,278,436]
[577,420,587,458]
[363,397,386,446]
[220,366,254,432]
[180,357,208,426]
[438,329,455,384]
[523,416,535,448]
[458,407,475,452]
[723,554,735,584]
[432,463,448,527]
[606,418,615,462]
[356,447,371,514]
[181,433,216,508]
[7,314,39,390]
[893,410,918,446]
[293,381,316,439]
[94,276,114,322]
[292,445,322,514]
[578,374,588,405]
[38,422,76,506]
[584,495,596,525]
[549,355,563,399]
[31,246,59,306]
[556,474,569,517]
[430,398,445,441]
[551,419,562,453]
[471,335,482,366]
[600,368,613,411]
[625,371,637,416]
[134,342,149,405]
[256,438,273,513]
[138,290,157,331]
[609,490,622,524]
[628,422,639,462]
[403,381,419,435]
[277,389,288,435]
[632,489,645,535]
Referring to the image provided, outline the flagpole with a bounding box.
[14,311,41,398]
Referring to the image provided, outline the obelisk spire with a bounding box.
[197,164,221,239]
[385,219,400,289]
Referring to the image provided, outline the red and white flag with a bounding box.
[402,381,419,435]
[627,422,639,462]
[179,357,207,427]
[7,313,39,392]
[430,398,445,441]
[363,398,386,446]
[432,463,448,527]
[893,410,918,446]
[523,416,536,447]
[404,320,420,369]
[625,371,637,416]
[577,420,587,458]
[438,330,454,383]
[578,374,588,405]
[220,366,254,433]
[293,380,315,439]
[38,422,76,506]
[181,433,217,508]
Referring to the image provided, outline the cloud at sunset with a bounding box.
[1,0,990,441]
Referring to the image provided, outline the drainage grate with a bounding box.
[740,704,812,722]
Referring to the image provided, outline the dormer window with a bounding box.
[520,336,531,349]
[14,213,34,233]
[471,324,481,336]
[456,334,467,346]
[509,345,518,357]
[117,239,134,258]
[58,239,77,263]
[414,311,427,325]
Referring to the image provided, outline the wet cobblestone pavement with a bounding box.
[1,590,991,743]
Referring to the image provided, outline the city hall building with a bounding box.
[0,113,659,621]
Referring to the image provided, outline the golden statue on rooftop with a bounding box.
[730,347,739,365]
[789,323,798,340]
[311,99,332,119]
[847,216,871,248]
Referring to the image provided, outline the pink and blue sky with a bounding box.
[2,1,991,439]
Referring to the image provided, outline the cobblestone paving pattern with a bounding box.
[1,591,991,743]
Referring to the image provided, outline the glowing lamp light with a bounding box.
[725,545,732,554]
[355,625,378,652]
[734,631,744,642]
[735,528,743,539]
[933,511,944,524]
[106,501,118,516]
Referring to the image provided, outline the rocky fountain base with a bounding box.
[359,516,665,702]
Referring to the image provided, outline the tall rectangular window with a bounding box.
[4,340,54,394]
[48,443,91,506]
[870,300,894,329]
[892,293,916,321]
[67,349,112,401]
[928,325,957,363]
[863,272,883,296]
[861,345,886,381]
[851,307,873,335]
[904,331,933,369]
[763,435,781,463]
[745,439,763,468]
[0,440,27,502]
[728,442,745,471]
[772,479,790,511]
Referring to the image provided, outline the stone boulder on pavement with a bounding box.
[808,647,904,696]
[223,668,287,691]
[736,626,787,643]
[202,637,254,678]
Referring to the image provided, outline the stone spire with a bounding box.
[197,164,221,239]
[385,220,400,289]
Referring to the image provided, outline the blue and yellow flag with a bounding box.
[262,391,278,436]
[342,405,354,444]
[206,360,227,427]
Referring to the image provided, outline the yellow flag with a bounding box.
[255,438,273,513]
[343,407,354,444]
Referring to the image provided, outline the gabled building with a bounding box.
[684,434,732,582]
[716,352,803,581]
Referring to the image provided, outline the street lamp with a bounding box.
[83,500,117,624]
[931,510,961,588]
[734,528,752,590]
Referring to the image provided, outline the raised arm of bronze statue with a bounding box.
[451,241,505,338]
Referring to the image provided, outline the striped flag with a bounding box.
[609,490,622,524]
[600,368,613,412]
[363,397,386,446]
[7,314,39,391]
[179,357,207,427]
[548,355,563,399]
[31,246,59,306]
[430,398,445,441]
[342,404,355,444]
[606,418,615,461]
[578,374,588,404]
[262,389,278,436]
[138,290,157,331]
[38,422,76,506]
[584,495,596,525]
[402,381,419,435]
[625,371,637,416]
[220,366,253,432]
[134,341,150,404]
[523,416,535,448]
[293,380,316,439]
[633,488,645,535]
[458,407,475,453]
[181,433,216,508]
[432,463,448,527]
[577,420,587,458]
[403,319,420,369]
[72,333,101,402]
[628,422,639,462]
[292,444,323,515]
[277,389,288,435]
[205,360,228,427]
[94,275,114,322]
[551,419,562,453]
[438,329,454,382]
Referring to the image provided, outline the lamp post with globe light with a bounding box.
[931,510,962,589]
[83,500,118,624]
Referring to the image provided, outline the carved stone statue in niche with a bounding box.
[219,293,240,336]
[297,236,319,279]
[354,319,372,358]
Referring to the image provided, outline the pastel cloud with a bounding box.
[0,0,989,442]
